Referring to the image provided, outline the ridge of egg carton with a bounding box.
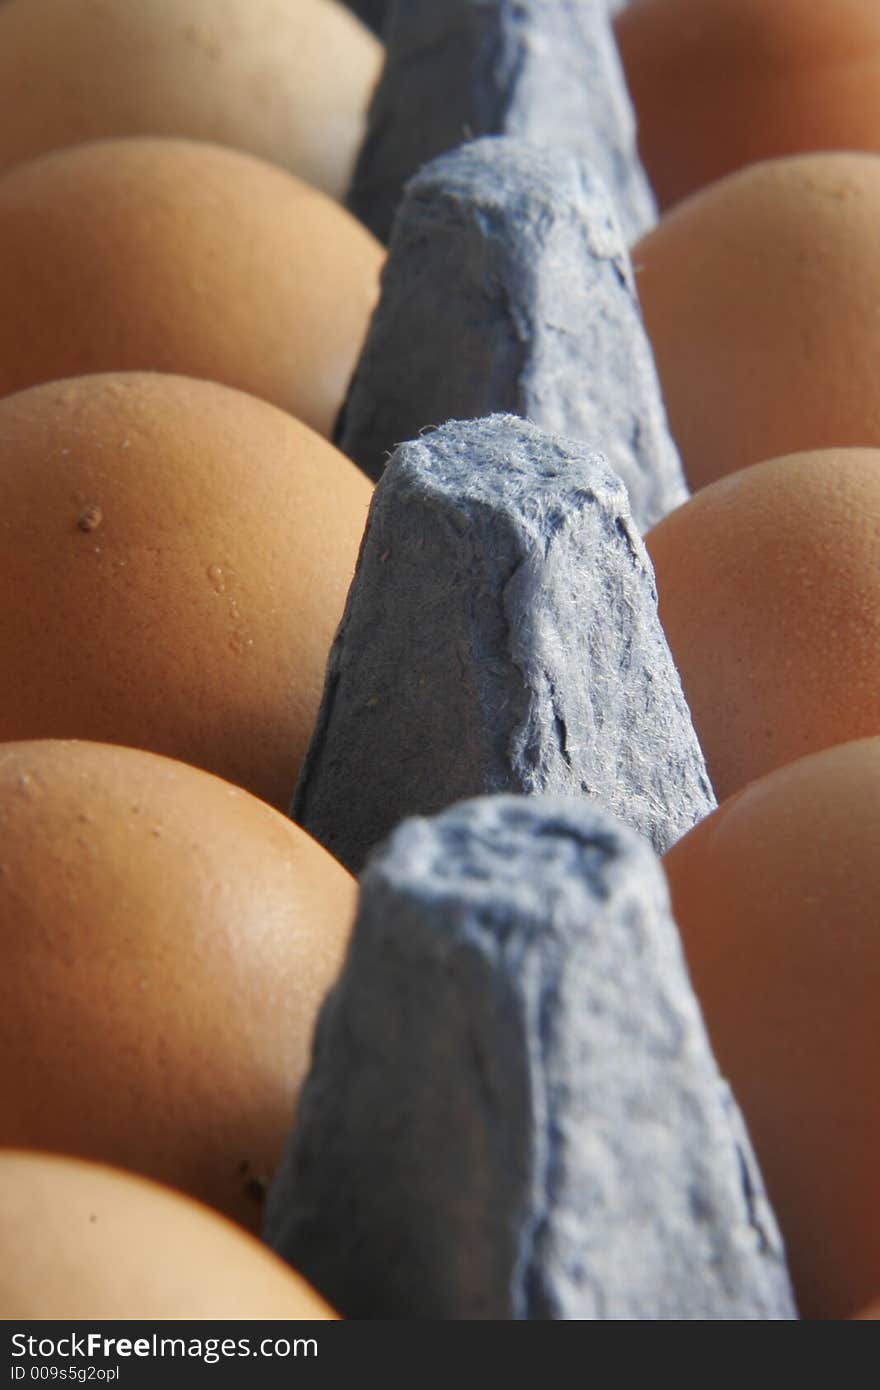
[277,0,798,1320]
[266,793,797,1320]
[293,412,714,875]
[346,0,655,247]
[337,134,686,532]
[340,1,637,43]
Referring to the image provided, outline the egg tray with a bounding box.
[267,794,794,1320]
[262,0,800,1319]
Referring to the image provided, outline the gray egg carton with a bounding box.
[338,136,685,532]
[295,412,712,875]
[343,0,636,39]
[266,795,796,1320]
[347,0,655,247]
[266,0,799,1318]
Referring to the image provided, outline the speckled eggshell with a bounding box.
[633,153,880,490]
[616,0,880,212]
[0,137,384,437]
[0,0,382,200]
[0,740,357,1233]
[663,738,880,1320]
[645,449,880,802]
[0,1151,337,1319]
[0,372,372,810]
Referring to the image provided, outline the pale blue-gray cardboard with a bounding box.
[338,137,686,532]
[265,794,797,1319]
[293,414,714,874]
[348,0,656,245]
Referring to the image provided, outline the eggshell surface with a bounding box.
[0,1151,337,1319]
[616,0,880,212]
[633,154,880,490]
[0,740,357,1232]
[646,449,880,802]
[0,0,382,200]
[0,373,372,810]
[853,1299,880,1320]
[0,137,384,436]
[663,738,880,1319]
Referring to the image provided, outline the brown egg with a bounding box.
[663,739,880,1320]
[0,739,357,1232]
[646,449,880,802]
[633,154,880,491]
[0,0,381,201]
[0,137,383,436]
[616,0,880,212]
[0,373,371,810]
[0,1151,336,1319]
[853,1299,880,1320]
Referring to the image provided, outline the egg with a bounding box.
[646,449,880,803]
[0,372,371,810]
[853,1300,880,1320]
[0,1151,336,1318]
[615,0,880,212]
[663,738,880,1319]
[633,154,880,491]
[0,739,356,1232]
[0,137,384,436]
[0,0,381,201]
